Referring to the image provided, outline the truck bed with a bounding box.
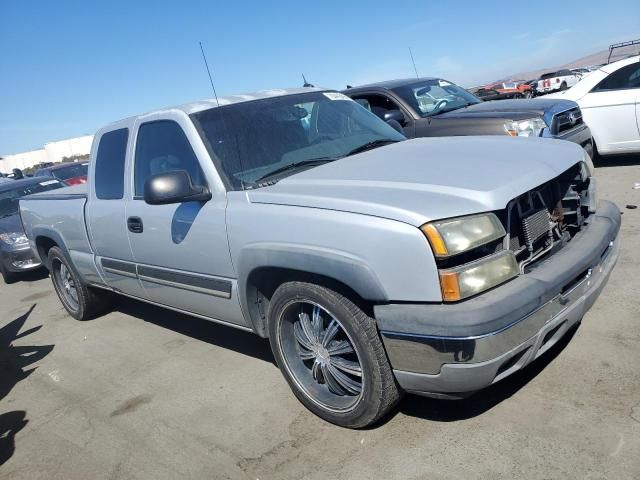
[23,183,87,200]
[20,186,103,285]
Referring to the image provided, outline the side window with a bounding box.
[134,120,205,197]
[351,94,401,121]
[95,128,128,200]
[592,63,640,92]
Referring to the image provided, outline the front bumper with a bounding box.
[543,123,593,158]
[0,242,42,273]
[376,200,620,398]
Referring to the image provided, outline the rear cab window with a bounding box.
[95,128,129,200]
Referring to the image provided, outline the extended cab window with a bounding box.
[95,128,129,200]
[592,63,640,92]
[134,121,205,196]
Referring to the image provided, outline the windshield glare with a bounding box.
[392,79,481,117]
[0,181,63,218]
[192,91,405,189]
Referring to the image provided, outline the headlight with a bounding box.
[504,118,547,137]
[439,251,519,301]
[0,232,28,246]
[421,213,506,257]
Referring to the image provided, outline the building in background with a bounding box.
[0,135,93,173]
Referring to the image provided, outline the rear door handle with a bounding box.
[127,216,143,233]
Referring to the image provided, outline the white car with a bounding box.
[537,69,580,94]
[548,55,640,156]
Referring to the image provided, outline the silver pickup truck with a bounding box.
[20,88,620,428]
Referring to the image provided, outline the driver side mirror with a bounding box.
[144,170,212,205]
[384,110,405,126]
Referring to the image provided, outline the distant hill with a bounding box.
[494,43,640,84]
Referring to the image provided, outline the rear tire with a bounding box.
[268,281,401,428]
[48,246,110,320]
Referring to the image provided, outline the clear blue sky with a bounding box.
[1,0,639,154]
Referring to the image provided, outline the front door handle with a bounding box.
[127,216,143,233]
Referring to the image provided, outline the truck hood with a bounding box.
[438,98,580,123]
[247,136,585,226]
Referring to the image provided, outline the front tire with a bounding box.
[560,82,568,91]
[268,281,401,428]
[48,246,109,320]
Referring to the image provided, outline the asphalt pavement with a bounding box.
[0,155,639,479]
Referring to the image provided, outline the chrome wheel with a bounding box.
[54,260,79,310]
[278,301,364,412]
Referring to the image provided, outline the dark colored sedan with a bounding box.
[35,162,89,186]
[0,177,64,283]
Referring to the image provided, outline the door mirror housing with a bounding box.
[385,119,404,134]
[384,110,405,125]
[144,170,211,205]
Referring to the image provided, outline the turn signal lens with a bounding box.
[439,271,461,301]
[421,223,448,256]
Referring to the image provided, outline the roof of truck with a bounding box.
[98,87,328,133]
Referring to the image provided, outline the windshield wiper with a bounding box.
[253,157,337,184]
[344,139,400,157]
[432,102,478,116]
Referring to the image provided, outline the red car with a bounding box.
[34,162,89,186]
[485,81,533,99]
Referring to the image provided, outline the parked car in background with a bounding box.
[488,81,533,99]
[571,68,591,78]
[35,162,89,186]
[343,78,593,156]
[524,79,539,97]
[474,87,510,101]
[537,69,580,95]
[20,88,619,428]
[0,177,64,282]
[548,55,640,156]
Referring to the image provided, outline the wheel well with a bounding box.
[245,267,373,337]
[35,236,58,269]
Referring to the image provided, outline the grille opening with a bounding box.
[496,347,530,377]
[561,268,590,295]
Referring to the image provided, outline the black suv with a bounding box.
[342,78,593,156]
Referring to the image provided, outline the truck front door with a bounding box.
[125,116,247,327]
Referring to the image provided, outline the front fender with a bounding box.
[237,242,388,335]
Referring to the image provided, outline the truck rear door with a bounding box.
[86,125,147,299]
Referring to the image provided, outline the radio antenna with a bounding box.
[409,47,419,79]
[199,41,220,107]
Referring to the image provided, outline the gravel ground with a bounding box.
[1,155,639,480]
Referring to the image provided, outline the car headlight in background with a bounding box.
[0,232,28,246]
[439,251,519,301]
[421,213,505,257]
[504,118,547,137]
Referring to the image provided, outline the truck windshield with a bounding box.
[0,180,63,218]
[191,91,405,189]
[391,79,481,117]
